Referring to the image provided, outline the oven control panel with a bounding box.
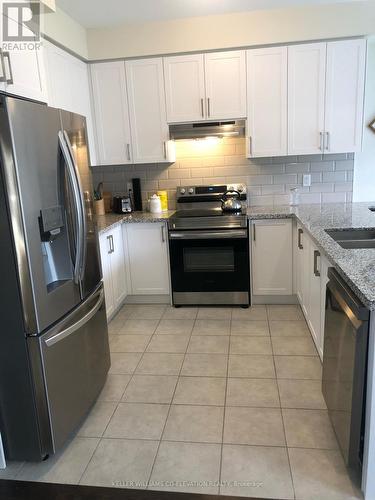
[178,184,247,197]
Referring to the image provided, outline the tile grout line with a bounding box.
[217,308,233,496]
[77,305,167,485]
[268,304,297,500]
[145,307,198,491]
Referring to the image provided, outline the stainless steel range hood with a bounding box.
[169,120,245,140]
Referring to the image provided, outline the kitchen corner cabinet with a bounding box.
[251,219,293,296]
[90,61,132,165]
[288,39,366,156]
[0,16,46,102]
[246,46,288,158]
[124,223,170,295]
[324,39,366,154]
[125,58,174,163]
[99,225,127,318]
[164,50,246,123]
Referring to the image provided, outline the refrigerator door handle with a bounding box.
[58,131,83,284]
[44,289,104,347]
[63,130,87,282]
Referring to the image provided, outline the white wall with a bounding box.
[353,36,375,202]
[87,1,375,60]
[42,6,88,59]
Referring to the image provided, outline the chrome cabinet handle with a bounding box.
[0,49,6,83]
[253,224,256,242]
[3,51,13,84]
[248,136,253,157]
[163,141,167,159]
[313,250,321,277]
[200,98,204,118]
[161,225,165,243]
[110,235,115,253]
[298,228,303,250]
[325,132,330,151]
[207,97,211,117]
[126,143,131,161]
[107,235,111,254]
[319,131,324,151]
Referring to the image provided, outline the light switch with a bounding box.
[303,174,311,187]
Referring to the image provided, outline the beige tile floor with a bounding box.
[1,304,363,499]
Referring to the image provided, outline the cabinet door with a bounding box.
[164,54,205,123]
[324,39,366,154]
[308,242,322,354]
[91,62,132,165]
[3,16,46,102]
[126,58,171,163]
[44,41,97,165]
[204,50,246,120]
[288,43,326,155]
[99,231,115,318]
[110,224,127,309]
[295,223,305,305]
[126,223,170,295]
[247,47,287,157]
[251,220,293,296]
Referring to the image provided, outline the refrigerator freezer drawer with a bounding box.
[39,285,110,452]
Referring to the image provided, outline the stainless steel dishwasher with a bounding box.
[322,268,369,484]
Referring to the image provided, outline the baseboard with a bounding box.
[125,295,172,305]
[252,295,298,305]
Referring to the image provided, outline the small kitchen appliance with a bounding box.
[113,196,132,213]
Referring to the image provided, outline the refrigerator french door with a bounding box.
[0,95,110,461]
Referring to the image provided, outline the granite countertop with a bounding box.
[95,211,175,232]
[96,202,375,310]
[247,202,375,310]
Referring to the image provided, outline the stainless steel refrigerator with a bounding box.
[0,95,110,461]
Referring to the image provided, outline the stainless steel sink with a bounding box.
[325,228,375,249]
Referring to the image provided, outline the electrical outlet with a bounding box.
[126,182,132,192]
[303,174,311,187]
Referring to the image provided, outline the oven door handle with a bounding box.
[169,230,248,240]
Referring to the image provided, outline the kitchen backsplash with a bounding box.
[91,137,354,210]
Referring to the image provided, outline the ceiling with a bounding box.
[56,0,364,28]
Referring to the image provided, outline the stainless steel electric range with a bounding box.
[168,184,250,306]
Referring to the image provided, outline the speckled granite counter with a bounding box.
[95,211,175,232]
[247,202,375,310]
[96,203,375,310]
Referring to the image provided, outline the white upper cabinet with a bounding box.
[164,54,205,123]
[125,58,173,163]
[90,62,132,165]
[2,16,46,102]
[246,46,287,158]
[44,41,97,165]
[204,50,247,120]
[288,42,327,155]
[324,39,366,154]
[163,50,246,123]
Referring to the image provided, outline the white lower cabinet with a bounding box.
[251,219,293,296]
[294,221,330,359]
[99,224,127,318]
[124,223,170,295]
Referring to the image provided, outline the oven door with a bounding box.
[169,229,250,305]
